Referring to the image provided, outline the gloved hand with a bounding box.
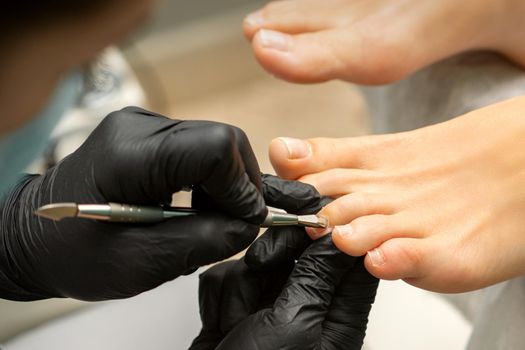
[190,175,379,350]
[0,107,267,301]
[190,238,378,350]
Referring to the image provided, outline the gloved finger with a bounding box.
[321,258,379,350]
[166,121,267,224]
[262,174,324,214]
[190,127,266,223]
[231,127,263,192]
[245,226,311,271]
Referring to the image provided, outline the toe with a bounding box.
[305,192,397,240]
[364,236,476,293]
[269,137,314,180]
[269,136,377,180]
[269,137,312,179]
[364,237,428,281]
[332,214,420,257]
[251,27,410,84]
[251,29,355,84]
[320,192,397,225]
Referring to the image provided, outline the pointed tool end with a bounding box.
[35,203,78,221]
[298,215,328,229]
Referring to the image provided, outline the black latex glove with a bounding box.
[190,237,378,350]
[0,107,267,301]
[190,175,379,350]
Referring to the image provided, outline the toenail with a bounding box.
[278,137,312,159]
[334,225,353,238]
[244,10,265,27]
[306,226,332,239]
[258,29,291,52]
[368,248,385,267]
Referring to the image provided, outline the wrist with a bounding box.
[0,174,54,300]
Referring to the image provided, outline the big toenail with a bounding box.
[368,249,386,267]
[244,11,265,27]
[278,137,312,159]
[258,29,290,52]
[334,225,353,238]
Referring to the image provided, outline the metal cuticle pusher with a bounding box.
[35,203,328,229]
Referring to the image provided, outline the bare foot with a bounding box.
[243,0,525,84]
[268,96,525,293]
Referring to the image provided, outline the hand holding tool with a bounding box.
[0,107,266,301]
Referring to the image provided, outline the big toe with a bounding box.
[269,137,312,179]
[252,29,341,84]
[332,214,421,257]
[269,136,372,180]
[251,27,410,84]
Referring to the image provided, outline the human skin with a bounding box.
[0,0,155,137]
[268,96,525,293]
[243,0,525,84]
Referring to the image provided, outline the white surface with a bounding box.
[5,273,472,350]
[5,274,201,350]
[365,281,471,350]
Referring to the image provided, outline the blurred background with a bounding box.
[1,1,471,349]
